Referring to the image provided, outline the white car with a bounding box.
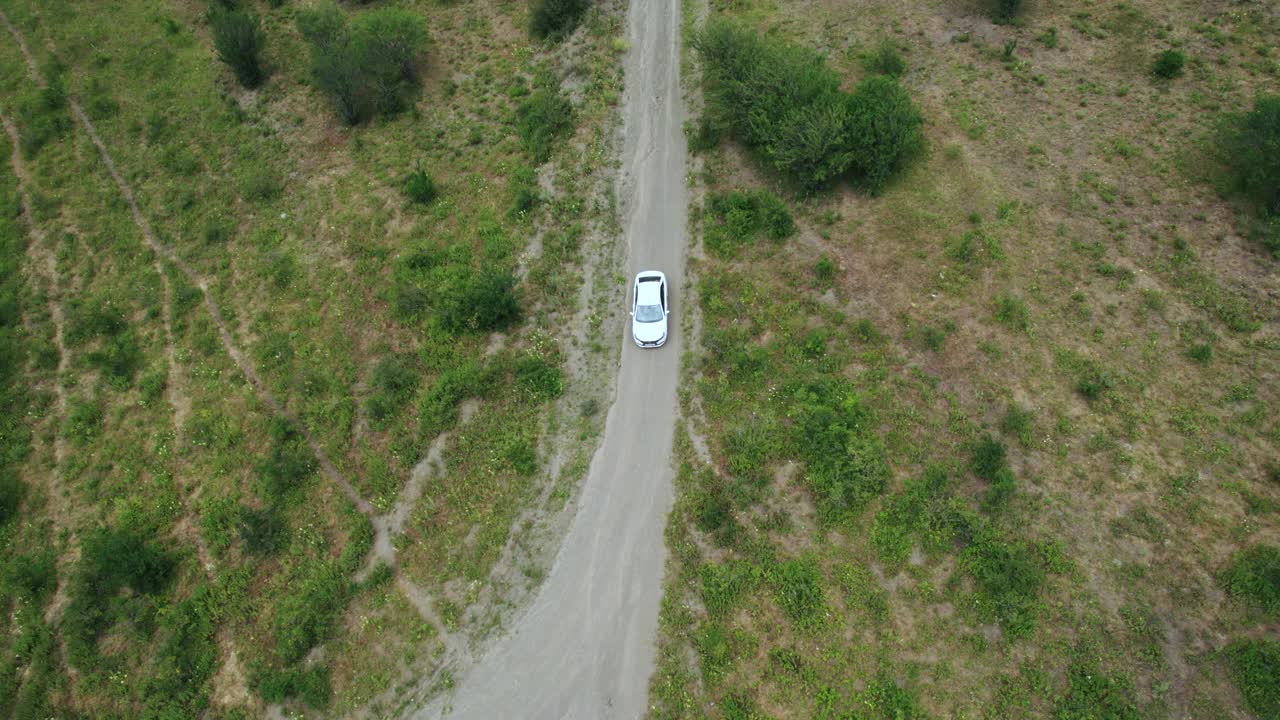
[630,270,669,348]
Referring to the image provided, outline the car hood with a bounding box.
[633,319,666,343]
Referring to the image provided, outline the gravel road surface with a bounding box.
[416,0,687,716]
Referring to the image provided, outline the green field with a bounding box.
[0,0,623,716]
[653,0,1279,718]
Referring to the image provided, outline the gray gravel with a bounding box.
[415,0,687,717]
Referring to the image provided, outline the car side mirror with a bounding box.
[665,309,670,315]
[629,311,634,316]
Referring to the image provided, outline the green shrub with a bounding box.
[0,471,23,527]
[210,9,267,88]
[856,677,928,719]
[515,354,564,401]
[63,527,175,669]
[692,469,740,548]
[367,353,420,424]
[971,435,1008,483]
[695,20,923,192]
[141,585,220,717]
[419,359,491,436]
[516,82,575,164]
[793,380,890,522]
[1076,362,1114,401]
[814,255,836,286]
[1052,665,1140,720]
[1000,403,1036,448]
[404,166,437,205]
[1187,343,1213,364]
[274,561,349,665]
[1152,50,1185,79]
[242,167,283,201]
[963,528,1049,638]
[1222,544,1280,615]
[864,41,906,78]
[85,329,144,389]
[991,0,1024,25]
[508,164,541,219]
[438,268,520,333]
[704,189,795,259]
[770,557,826,628]
[1220,94,1280,218]
[700,561,762,617]
[257,664,332,708]
[257,419,317,504]
[1225,638,1280,719]
[840,74,927,191]
[298,4,428,124]
[946,227,1004,268]
[720,691,762,720]
[529,0,588,42]
[2,550,55,601]
[994,292,1029,331]
[15,78,70,159]
[237,505,285,555]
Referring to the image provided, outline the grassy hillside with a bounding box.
[654,0,1279,718]
[0,0,624,716]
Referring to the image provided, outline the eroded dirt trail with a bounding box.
[418,0,688,714]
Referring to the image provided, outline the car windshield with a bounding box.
[635,304,664,323]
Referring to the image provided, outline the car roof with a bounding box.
[637,279,662,305]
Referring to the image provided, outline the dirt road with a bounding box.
[417,0,687,717]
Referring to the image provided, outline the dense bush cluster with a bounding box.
[297,3,428,124]
[694,20,923,192]
[210,8,267,88]
[254,511,371,707]
[394,242,521,335]
[529,0,588,42]
[63,528,176,670]
[866,439,1057,638]
[703,189,794,259]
